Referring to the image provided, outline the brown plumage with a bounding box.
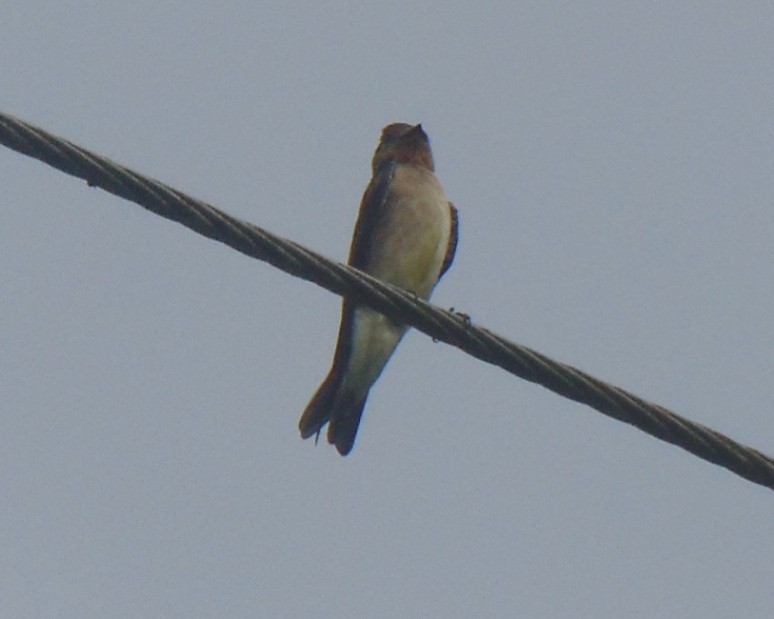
[298,123,458,455]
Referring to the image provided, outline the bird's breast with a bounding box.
[367,165,451,299]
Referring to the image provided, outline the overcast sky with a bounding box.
[2,2,773,617]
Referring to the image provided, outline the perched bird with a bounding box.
[298,123,458,455]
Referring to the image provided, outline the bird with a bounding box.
[298,122,458,455]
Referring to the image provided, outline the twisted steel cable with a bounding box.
[2,110,772,491]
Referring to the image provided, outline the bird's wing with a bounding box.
[325,158,397,377]
[439,202,458,279]
[348,158,396,270]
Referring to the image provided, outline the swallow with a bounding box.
[298,123,458,455]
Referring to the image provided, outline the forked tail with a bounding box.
[299,371,368,456]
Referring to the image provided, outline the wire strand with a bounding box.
[2,110,773,491]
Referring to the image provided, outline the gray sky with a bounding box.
[2,2,773,617]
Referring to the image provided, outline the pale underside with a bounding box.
[339,163,452,401]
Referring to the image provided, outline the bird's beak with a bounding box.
[408,123,428,143]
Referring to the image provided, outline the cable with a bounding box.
[2,110,773,490]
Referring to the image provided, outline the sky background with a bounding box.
[2,2,773,617]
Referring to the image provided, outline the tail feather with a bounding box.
[299,370,370,456]
[327,394,368,456]
[298,371,340,440]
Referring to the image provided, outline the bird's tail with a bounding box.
[298,370,368,456]
[298,370,339,441]
[327,392,368,456]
